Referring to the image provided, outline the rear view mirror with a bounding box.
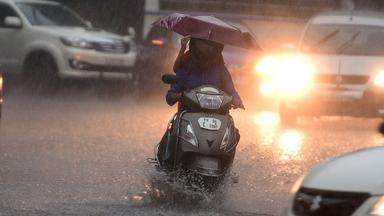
[4,16,22,28]
[162,74,176,84]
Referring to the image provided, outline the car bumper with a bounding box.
[284,196,382,216]
[60,47,137,80]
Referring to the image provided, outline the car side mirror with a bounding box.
[4,16,22,28]
[162,74,176,84]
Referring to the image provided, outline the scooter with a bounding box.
[155,74,240,191]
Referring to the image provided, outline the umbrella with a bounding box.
[152,13,262,50]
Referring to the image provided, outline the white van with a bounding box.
[279,11,384,124]
[0,0,137,89]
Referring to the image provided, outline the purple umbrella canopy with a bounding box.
[152,13,262,50]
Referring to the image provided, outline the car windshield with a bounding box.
[16,2,86,27]
[301,24,384,56]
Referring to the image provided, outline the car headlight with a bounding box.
[0,76,3,90]
[374,71,384,88]
[254,56,280,75]
[60,37,94,49]
[275,56,313,97]
[196,93,223,110]
[255,55,313,98]
[370,196,384,215]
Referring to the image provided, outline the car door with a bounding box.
[0,3,24,74]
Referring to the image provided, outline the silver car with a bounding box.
[0,0,137,90]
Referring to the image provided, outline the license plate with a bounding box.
[105,58,123,65]
[198,117,221,130]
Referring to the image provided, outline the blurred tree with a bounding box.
[55,0,144,39]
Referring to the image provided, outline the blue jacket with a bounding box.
[166,61,241,106]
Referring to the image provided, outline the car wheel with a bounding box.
[279,101,298,125]
[23,52,60,95]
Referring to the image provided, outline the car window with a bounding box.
[301,23,384,56]
[15,2,86,27]
[0,3,18,28]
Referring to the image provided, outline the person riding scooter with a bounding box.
[168,37,244,108]
[157,37,244,168]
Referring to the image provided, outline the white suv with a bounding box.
[0,0,137,89]
[276,11,384,124]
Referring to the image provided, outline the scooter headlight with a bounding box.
[185,124,199,147]
[196,93,223,110]
[220,127,231,151]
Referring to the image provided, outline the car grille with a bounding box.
[293,187,369,216]
[93,41,130,54]
[314,74,370,85]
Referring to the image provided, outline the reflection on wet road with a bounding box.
[0,90,383,215]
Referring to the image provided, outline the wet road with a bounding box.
[0,87,383,215]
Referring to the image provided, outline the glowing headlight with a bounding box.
[259,82,276,96]
[371,196,384,215]
[255,54,313,98]
[0,76,3,90]
[196,93,223,110]
[254,56,280,75]
[276,56,313,97]
[61,37,94,49]
[374,71,384,88]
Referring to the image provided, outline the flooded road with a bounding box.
[0,88,382,215]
